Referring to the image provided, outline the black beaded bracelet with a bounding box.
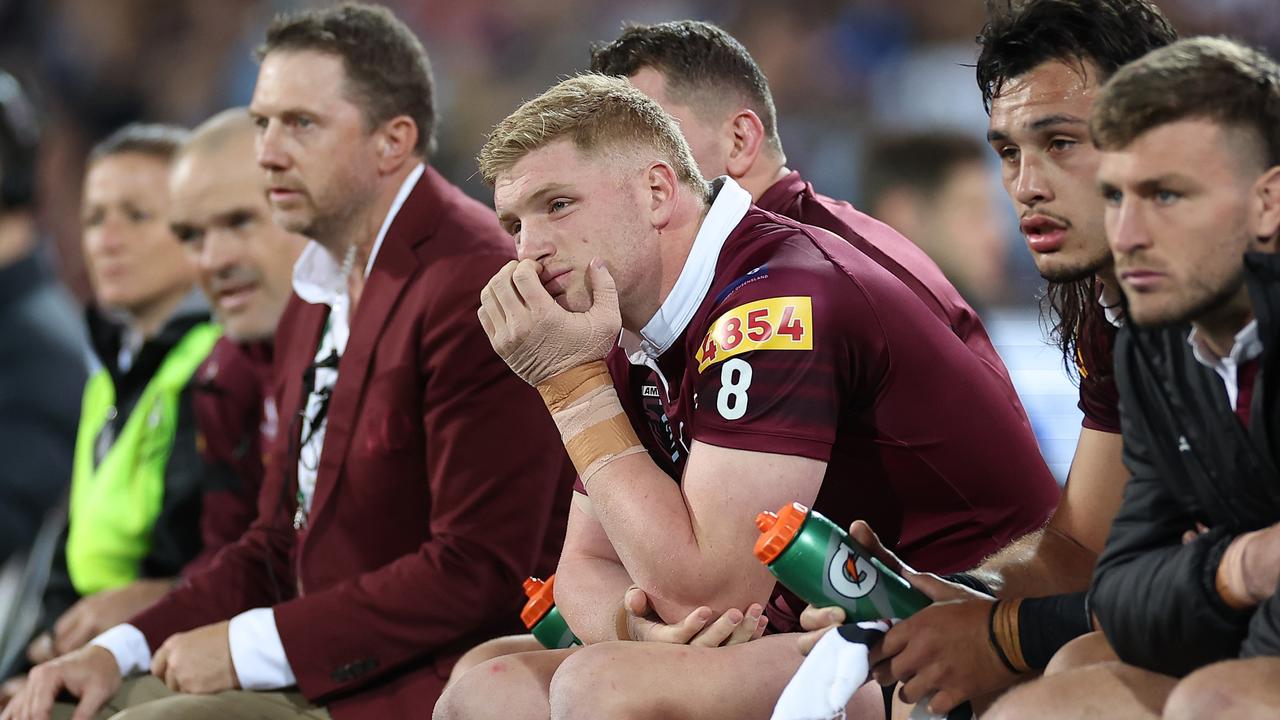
[944,571,996,597]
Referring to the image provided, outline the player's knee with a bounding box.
[432,682,469,720]
[982,677,1057,720]
[1163,661,1247,720]
[1045,631,1117,676]
[848,681,887,720]
[435,656,522,720]
[548,644,639,720]
[447,635,544,688]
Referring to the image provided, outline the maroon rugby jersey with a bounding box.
[1075,293,1122,434]
[185,336,275,576]
[757,171,1015,398]
[605,180,1058,627]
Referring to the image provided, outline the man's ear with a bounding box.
[724,109,767,179]
[646,161,680,230]
[1251,165,1280,252]
[376,115,420,173]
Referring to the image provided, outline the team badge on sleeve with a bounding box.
[695,296,813,373]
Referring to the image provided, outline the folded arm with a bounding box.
[585,440,824,622]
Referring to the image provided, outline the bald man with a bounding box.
[168,108,307,577]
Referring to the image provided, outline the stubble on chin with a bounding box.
[1129,271,1246,329]
[268,204,310,236]
[1037,246,1111,284]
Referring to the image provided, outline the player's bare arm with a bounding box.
[589,439,825,620]
[558,493,768,645]
[971,428,1126,597]
[554,494,637,643]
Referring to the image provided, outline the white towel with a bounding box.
[771,621,949,720]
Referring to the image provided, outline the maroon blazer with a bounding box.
[130,166,576,718]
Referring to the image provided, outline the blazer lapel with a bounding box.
[308,169,445,521]
[278,301,329,452]
[269,301,327,527]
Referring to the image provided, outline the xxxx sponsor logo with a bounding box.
[696,296,813,373]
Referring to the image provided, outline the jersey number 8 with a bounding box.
[717,358,753,420]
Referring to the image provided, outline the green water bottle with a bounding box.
[522,575,581,649]
[754,502,930,621]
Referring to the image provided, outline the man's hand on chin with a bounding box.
[151,621,240,695]
[478,258,621,386]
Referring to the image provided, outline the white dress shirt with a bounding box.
[1188,318,1262,410]
[91,163,426,688]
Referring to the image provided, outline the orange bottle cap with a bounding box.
[754,501,810,564]
[521,575,557,629]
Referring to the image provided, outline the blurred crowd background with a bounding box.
[3,0,1277,478]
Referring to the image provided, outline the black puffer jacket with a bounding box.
[1091,251,1280,678]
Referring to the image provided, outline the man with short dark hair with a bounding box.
[861,132,1007,312]
[795,3,1180,715]
[4,5,575,720]
[986,35,1280,720]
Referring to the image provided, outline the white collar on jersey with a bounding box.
[292,162,426,307]
[1098,280,1125,328]
[637,176,752,358]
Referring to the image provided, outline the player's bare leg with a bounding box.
[1043,631,1119,675]
[433,647,577,720]
[446,634,546,687]
[983,661,1175,720]
[1163,657,1280,720]
[891,632,1119,718]
[547,635,885,720]
[890,688,1005,719]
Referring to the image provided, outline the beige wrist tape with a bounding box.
[615,604,635,642]
[537,361,645,486]
[995,599,1030,673]
[1217,530,1262,610]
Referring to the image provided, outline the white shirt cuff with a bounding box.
[228,607,297,690]
[89,624,151,676]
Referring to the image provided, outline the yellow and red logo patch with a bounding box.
[695,296,813,373]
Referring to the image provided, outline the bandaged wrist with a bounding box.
[536,361,645,486]
[615,604,634,642]
[1216,530,1262,610]
[990,599,1031,674]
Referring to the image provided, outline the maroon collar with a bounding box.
[755,170,808,213]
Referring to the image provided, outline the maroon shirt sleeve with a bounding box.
[687,255,876,461]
